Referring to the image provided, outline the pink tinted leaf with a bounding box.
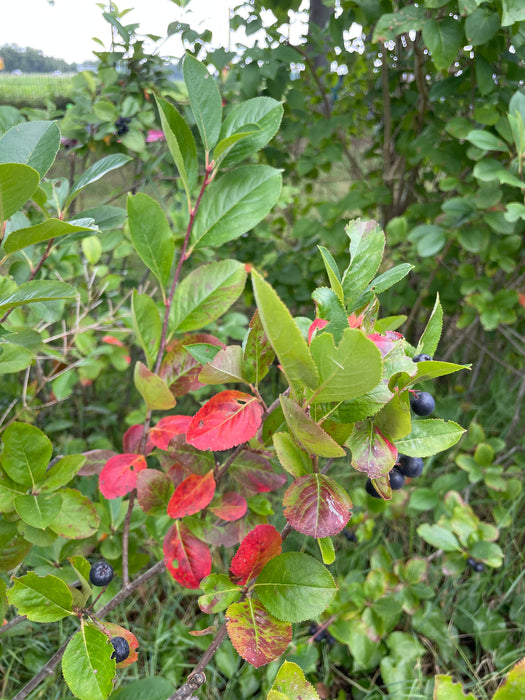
[307,318,328,344]
[123,424,154,455]
[136,469,174,514]
[79,449,116,476]
[99,453,147,498]
[167,470,216,518]
[346,421,398,478]
[150,415,192,451]
[163,521,211,589]
[230,524,282,585]
[159,333,224,396]
[367,330,403,357]
[187,390,264,451]
[226,599,291,668]
[208,492,247,521]
[282,474,352,538]
[229,450,287,495]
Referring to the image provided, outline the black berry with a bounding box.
[89,561,114,587]
[467,557,485,573]
[413,353,432,362]
[308,623,334,645]
[397,454,424,478]
[343,529,357,542]
[110,636,130,663]
[410,391,435,416]
[366,479,382,499]
[389,466,405,490]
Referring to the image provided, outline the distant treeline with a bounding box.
[0,44,77,73]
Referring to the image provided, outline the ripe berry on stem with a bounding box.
[89,561,114,587]
[466,557,485,573]
[110,636,130,663]
[397,454,424,478]
[410,390,435,416]
[413,353,432,362]
[389,467,405,490]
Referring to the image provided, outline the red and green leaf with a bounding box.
[150,415,192,451]
[226,598,292,668]
[229,450,287,495]
[159,333,224,396]
[280,395,345,458]
[346,420,398,478]
[282,474,352,538]
[163,521,211,589]
[186,390,264,451]
[167,470,216,519]
[122,424,154,455]
[208,492,247,521]
[99,453,147,499]
[198,573,241,614]
[136,469,174,514]
[243,310,275,384]
[133,361,176,411]
[230,524,282,585]
[102,622,139,668]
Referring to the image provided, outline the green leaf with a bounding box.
[155,96,198,202]
[357,263,414,306]
[198,573,241,613]
[273,431,313,478]
[134,361,176,411]
[469,541,504,567]
[3,218,95,254]
[183,53,222,151]
[131,291,162,369]
[217,96,283,167]
[0,162,40,223]
[400,360,470,389]
[417,524,462,552]
[433,675,477,699]
[341,219,385,308]
[311,287,349,344]
[280,395,345,459]
[466,130,508,151]
[7,572,74,621]
[0,342,34,374]
[212,124,261,162]
[190,165,282,251]
[465,7,500,45]
[254,551,337,623]
[417,294,443,357]
[268,661,321,700]
[0,468,25,511]
[372,5,426,42]
[1,422,52,488]
[40,454,86,492]
[62,624,115,700]
[422,17,464,71]
[184,343,222,365]
[318,245,344,303]
[309,328,383,403]
[48,488,100,540]
[318,537,336,566]
[199,345,246,384]
[501,0,525,26]
[0,120,60,177]
[0,280,77,313]
[252,269,319,396]
[66,154,132,205]
[408,224,446,257]
[394,419,466,458]
[127,193,174,289]
[14,492,63,529]
[493,658,525,700]
[108,677,176,700]
[170,259,247,333]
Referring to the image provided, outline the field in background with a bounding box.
[0,72,75,107]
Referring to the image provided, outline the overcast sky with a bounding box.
[0,0,236,64]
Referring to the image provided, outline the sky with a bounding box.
[0,0,237,64]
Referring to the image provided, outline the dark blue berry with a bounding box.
[389,467,405,490]
[366,479,382,499]
[467,557,484,573]
[397,454,424,478]
[110,636,130,663]
[410,391,435,416]
[343,529,357,542]
[89,561,114,587]
[413,353,432,362]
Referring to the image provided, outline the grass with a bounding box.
[0,72,75,108]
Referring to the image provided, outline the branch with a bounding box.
[121,490,136,587]
[168,625,228,700]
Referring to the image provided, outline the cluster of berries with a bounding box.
[115,116,132,136]
[309,622,335,646]
[89,561,130,663]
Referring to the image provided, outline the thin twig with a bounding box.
[121,490,136,587]
[0,613,27,636]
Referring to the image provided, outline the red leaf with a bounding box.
[209,492,247,521]
[307,318,328,344]
[283,474,352,538]
[159,333,224,397]
[187,390,264,451]
[167,470,216,518]
[367,331,403,357]
[226,599,291,668]
[150,415,192,451]
[99,453,147,498]
[229,450,287,495]
[163,521,211,589]
[230,524,282,585]
[123,424,154,455]
[102,335,124,347]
